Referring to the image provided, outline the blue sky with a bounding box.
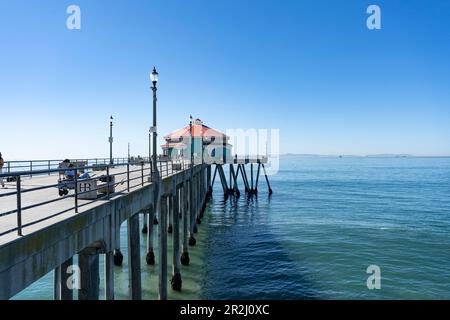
[0,0,449,160]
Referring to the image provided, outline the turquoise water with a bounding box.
[202,156,450,299]
[12,156,450,299]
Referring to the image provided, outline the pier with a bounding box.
[0,156,271,300]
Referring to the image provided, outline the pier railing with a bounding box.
[0,158,192,237]
[1,158,131,177]
[2,155,269,176]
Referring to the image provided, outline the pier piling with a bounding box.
[207,165,212,196]
[171,188,182,291]
[53,265,61,300]
[189,178,197,246]
[105,251,115,300]
[158,196,168,300]
[181,182,190,265]
[55,257,74,300]
[142,212,148,234]
[262,164,273,195]
[78,248,100,300]
[168,199,173,234]
[127,214,142,300]
[146,208,156,265]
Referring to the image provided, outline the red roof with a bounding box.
[164,124,228,140]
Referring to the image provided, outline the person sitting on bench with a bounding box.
[64,164,76,180]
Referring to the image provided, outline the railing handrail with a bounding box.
[3,157,129,165]
[1,163,114,178]
[0,158,195,238]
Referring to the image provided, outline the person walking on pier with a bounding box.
[0,153,5,188]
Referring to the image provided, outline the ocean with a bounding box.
[12,156,450,299]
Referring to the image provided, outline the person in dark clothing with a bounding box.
[0,153,5,188]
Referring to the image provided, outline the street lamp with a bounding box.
[146,67,160,268]
[188,114,197,245]
[148,127,151,166]
[109,116,113,166]
[150,67,159,179]
[201,128,204,165]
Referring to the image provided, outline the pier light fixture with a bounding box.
[109,116,114,166]
[150,67,159,180]
[189,115,194,167]
[150,67,159,87]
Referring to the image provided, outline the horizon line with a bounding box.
[279,153,450,158]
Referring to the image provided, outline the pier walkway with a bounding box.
[0,157,271,300]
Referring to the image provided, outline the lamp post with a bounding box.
[109,116,113,166]
[188,115,197,245]
[189,115,194,167]
[150,67,159,178]
[148,128,151,166]
[201,130,204,165]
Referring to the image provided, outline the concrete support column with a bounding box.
[200,167,206,217]
[200,169,203,194]
[193,175,199,232]
[54,265,62,300]
[146,208,156,265]
[59,257,74,300]
[207,165,212,195]
[159,195,168,300]
[78,249,100,300]
[199,169,203,216]
[142,212,148,234]
[128,214,142,300]
[181,183,190,265]
[204,167,207,196]
[171,189,182,291]
[204,166,207,189]
[113,219,123,266]
[189,178,197,246]
[168,196,173,234]
[196,173,201,224]
[105,251,114,300]
[205,166,208,200]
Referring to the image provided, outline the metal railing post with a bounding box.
[16,176,22,236]
[127,163,130,192]
[106,166,110,200]
[30,161,33,178]
[48,160,51,176]
[74,169,78,213]
[150,160,153,181]
[141,162,144,186]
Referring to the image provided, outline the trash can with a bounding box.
[77,179,98,200]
